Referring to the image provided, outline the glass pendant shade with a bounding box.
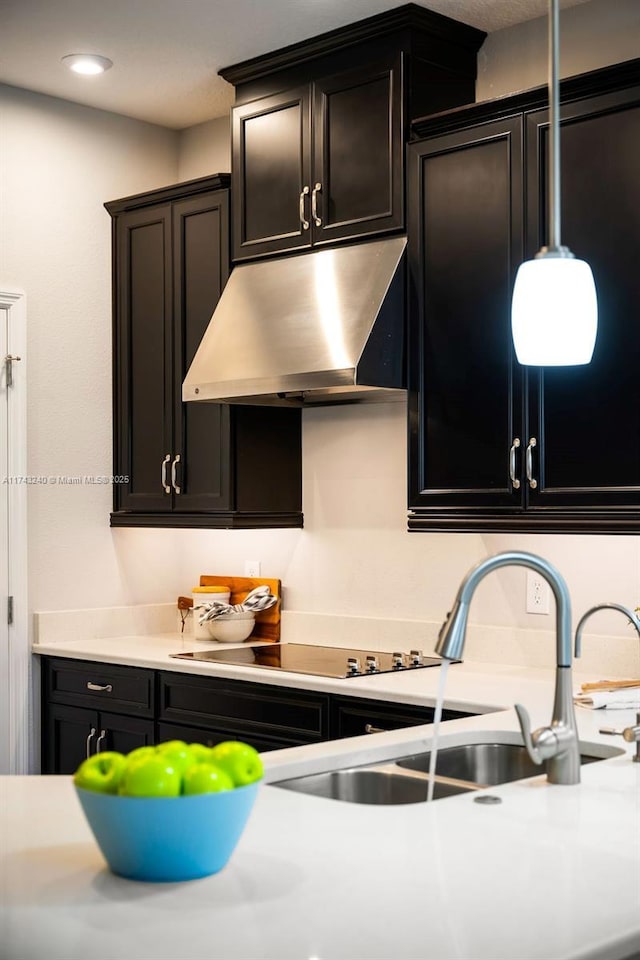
[511,255,598,365]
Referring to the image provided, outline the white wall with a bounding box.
[178,115,231,180]
[477,0,640,101]
[0,83,179,618]
[1,0,640,675]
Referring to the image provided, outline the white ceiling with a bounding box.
[0,0,594,129]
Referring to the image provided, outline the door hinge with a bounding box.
[4,355,21,388]
[7,596,14,625]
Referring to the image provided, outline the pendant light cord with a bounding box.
[548,0,561,252]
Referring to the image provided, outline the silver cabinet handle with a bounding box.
[86,727,96,758]
[509,437,521,489]
[365,723,386,734]
[311,182,322,226]
[87,682,113,693]
[95,730,107,753]
[299,186,310,230]
[526,437,538,489]
[171,454,181,495]
[161,454,171,493]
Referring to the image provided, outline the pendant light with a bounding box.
[511,0,597,366]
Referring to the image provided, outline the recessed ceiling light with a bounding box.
[62,54,113,76]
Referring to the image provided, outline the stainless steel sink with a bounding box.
[275,765,476,805]
[395,741,602,787]
[273,739,624,804]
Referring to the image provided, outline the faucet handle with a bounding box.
[515,704,544,766]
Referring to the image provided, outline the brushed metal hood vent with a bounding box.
[183,236,406,406]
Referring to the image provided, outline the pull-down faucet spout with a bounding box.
[436,551,580,785]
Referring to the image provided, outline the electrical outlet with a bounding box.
[526,571,551,614]
[244,560,261,578]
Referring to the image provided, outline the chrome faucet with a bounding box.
[436,551,581,785]
[574,602,640,657]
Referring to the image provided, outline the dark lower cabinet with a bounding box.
[41,657,475,773]
[408,60,640,532]
[42,658,156,774]
[330,696,470,740]
[158,672,330,750]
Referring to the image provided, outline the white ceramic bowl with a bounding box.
[207,611,256,643]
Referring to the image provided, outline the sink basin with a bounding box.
[275,766,476,805]
[273,738,624,804]
[396,741,603,787]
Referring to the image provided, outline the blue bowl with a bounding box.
[75,781,260,882]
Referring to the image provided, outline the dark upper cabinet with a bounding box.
[525,86,640,514]
[222,5,485,262]
[106,176,302,529]
[407,117,524,514]
[408,60,640,532]
[231,55,403,259]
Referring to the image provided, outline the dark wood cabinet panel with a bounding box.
[42,656,476,773]
[312,56,403,246]
[525,87,640,512]
[408,62,640,532]
[232,88,311,259]
[224,8,484,262]
[330,695,471,739]
[114,205,172,513]
[45,657,154,717]
[43,703,97,775]
[408,118,524,512]
[158,672,329,746]
[107,176,302,528]
[157,721,298,754]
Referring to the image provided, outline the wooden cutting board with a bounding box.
[199,574,281,642]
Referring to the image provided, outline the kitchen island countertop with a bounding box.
[8,637,640,960]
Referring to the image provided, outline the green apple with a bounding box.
[74,751,127,794]
[155,740,194,775]
[118,755,182,797]
[188,742,216,764]
[125,745,157,767]
[183,762,234,795]
[209,741,264,787]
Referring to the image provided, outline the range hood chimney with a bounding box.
[183,236,406,406]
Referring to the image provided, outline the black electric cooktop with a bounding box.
[170,642,455,679]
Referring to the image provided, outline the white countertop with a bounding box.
[10,632,640,959]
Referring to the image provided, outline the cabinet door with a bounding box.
[232,88,312,260]
[114,205,173,512]
[43,703,97,774]
[526,87,640,515]
[97,712,155,755]
[312,55,403,245]
[172,191,232,512]
[407,118,525,520]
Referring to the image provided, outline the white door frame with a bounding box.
[0,288,29,774]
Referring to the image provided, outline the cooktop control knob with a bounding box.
[365,655,379,673]
[409,649,423,666]
[392,652,405,669]
[346,657,361,676]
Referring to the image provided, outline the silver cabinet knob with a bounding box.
[365,655,379,673]
[409,650,423,666]
[392,652,405,669]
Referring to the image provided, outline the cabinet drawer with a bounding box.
[159,673,329,744]
[330,696,472,740]
[45,658,154,717]
[157,721,297,754]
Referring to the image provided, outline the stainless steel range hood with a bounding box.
[183,236,406,406]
